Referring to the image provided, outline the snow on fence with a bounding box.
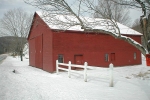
[109,63,114,87]
[56,60,114,86]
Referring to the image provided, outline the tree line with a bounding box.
[0,36,26,55]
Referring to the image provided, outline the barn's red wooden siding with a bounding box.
[28,13,53,72]
[28,12,142,73]
[53,31,141,70]
[29,39,35,66]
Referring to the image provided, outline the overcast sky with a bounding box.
[0,0,39,18]
[0,0,143,26]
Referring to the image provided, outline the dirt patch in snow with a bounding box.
[132,71,150,79]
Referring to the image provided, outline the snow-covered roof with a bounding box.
[36,11,142,35]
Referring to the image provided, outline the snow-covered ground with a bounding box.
[0,55,150,100]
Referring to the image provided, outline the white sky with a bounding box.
[130,8,143,23]
[0,0,39,18]
[0,0,143,25]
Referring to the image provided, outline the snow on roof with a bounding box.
[36,11,142,35]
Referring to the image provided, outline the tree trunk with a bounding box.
[20,49,23,61]
[147,14,150,53]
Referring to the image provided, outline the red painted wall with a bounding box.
[28,13,54,72]
[29,39,35,66]
[53,31,141,69]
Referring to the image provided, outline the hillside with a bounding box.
[0,36,27,54]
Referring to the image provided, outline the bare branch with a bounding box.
[25,0,148,55]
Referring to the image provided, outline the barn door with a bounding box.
[110,53,115,61]
[29,39,35,66]
[35,35,43,69]
[74,55,83,65]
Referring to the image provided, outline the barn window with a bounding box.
[105,54,109,62]
[58,54,64,63]
[134,52,136,60]
[111,53,115,61]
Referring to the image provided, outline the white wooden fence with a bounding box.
[56,60,88,82]
[56,60,114,87]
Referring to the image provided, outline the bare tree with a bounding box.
[94,0,131,26]
[25,0,147,55]
[132,19,142,33]
[136,0,150,54]
[110,0,150,54]
[0,8,32,61]
[132,19,146,48]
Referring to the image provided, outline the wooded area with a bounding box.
[0,36,26,55]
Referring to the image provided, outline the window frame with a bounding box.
[58,54,64,63]
[134,52,136,60]
[105,54,109,62]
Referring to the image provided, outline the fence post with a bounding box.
[84,62,88,82]
[56,60,59,75]
[68,61,71,78]
[109,63,114,87]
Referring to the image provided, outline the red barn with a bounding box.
[27,12,142,73]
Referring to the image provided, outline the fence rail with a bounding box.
[56,60,114,87]
[56,60,87,82]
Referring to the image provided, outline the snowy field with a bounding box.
[0,55,150,100]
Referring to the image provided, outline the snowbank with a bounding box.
[0,56,150,100]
